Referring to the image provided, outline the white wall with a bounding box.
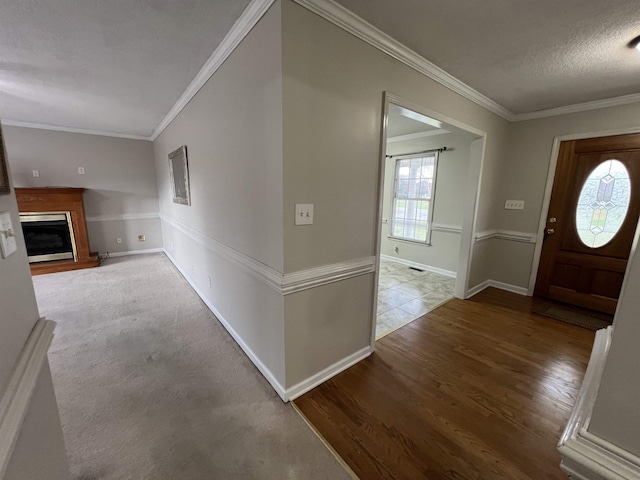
[485,103,640,289]
[3,125,161,255]
[381,130,474,273]
[153,1,286,389]
[280,0,509,386]
[0,130,70,478]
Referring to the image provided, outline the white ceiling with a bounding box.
[1,0,639,139]
[0,0,250,138]
[334,0,640,114]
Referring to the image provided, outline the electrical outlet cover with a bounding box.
[0,212,18,259]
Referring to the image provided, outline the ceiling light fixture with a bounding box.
[629,35,640,51]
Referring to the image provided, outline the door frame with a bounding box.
[528,127,640,295]
[371,92,487,347]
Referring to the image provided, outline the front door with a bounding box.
[535,133,640,314]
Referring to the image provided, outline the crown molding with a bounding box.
[0,119,152,141]
[293,0,514,121]
[150,0,276,141]
[513,92,640,122]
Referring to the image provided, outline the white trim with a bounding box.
[161,214,376,295]
[387,129,450,143]
[99,248,164,259]
[380,254,456,278]
[431,223,463,234]
[376,93,487,337]
[557,326,640,480]
[1,119,151,141]
[282,257,375,295]
[85,212,160,222]
[475,229,537,244]
[285,345,372,401]
[528,127,640,295]
[161,213,282,292]
[0,318,56,478]
[514,93,640,122]
[293,0,513,121]
[163,249,287,401]
[465,279,528,298]
[150,0,276,140]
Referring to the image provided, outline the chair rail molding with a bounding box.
[85,212,160,222]
[474,229,537,244]
[160,214,376,295]
[558,326,640,480]
[0,318,56,477]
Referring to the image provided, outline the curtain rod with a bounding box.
[386,146,447,159]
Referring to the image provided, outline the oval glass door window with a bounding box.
[576,159,631,248]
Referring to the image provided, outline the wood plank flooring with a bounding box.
[294,288,595,480]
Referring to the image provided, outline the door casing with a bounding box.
[371,92,487,349]
[528,127,640,296]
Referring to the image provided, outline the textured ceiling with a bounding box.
[2,1,640,138]
[334,0,640,114]
[0,0,251,137]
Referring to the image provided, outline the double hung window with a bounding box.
[390,153,439,244]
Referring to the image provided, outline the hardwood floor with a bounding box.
[294,288,595,480]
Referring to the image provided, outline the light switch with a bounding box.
[0,212,18,259]
[295,204,314,225]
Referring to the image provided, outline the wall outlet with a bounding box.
[78,167,85,175]
[394,246,399,254]
[505,200,525,210]
[32,169,40,178]
[295,204,314,225]
[116,237,122,244]
[138,234,146,242]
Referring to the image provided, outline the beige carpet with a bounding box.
[32,253,350,480]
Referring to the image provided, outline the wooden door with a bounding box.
[535,133,640,314]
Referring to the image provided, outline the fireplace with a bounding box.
[15,187,99,274]
[20,212,77,263]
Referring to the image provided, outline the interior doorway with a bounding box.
[533,133,640,314]
[372,94,485,340]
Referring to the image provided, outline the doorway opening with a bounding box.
[373,94,485,341]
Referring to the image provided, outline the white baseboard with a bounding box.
[465,279,528,298]
[380,254,456,278]
[285,345,373,401]
[0,318,56,477]
[162,249,287,401]
[100,248,164,259]
[558,326,640,479]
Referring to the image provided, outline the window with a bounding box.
[390,153,438,244]
[576,159,630,248]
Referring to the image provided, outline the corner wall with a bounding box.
[0,128,70,478]
[280,0,510,388]
[3,125,161,255]
[493,102,640,290]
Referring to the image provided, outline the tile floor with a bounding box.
[376,258,456,339]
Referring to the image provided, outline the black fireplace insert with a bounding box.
[20,212,76,263]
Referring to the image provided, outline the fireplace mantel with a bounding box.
[14,187,99,274]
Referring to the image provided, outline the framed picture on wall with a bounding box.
[0,122,10,194]
[168,145,191,205]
